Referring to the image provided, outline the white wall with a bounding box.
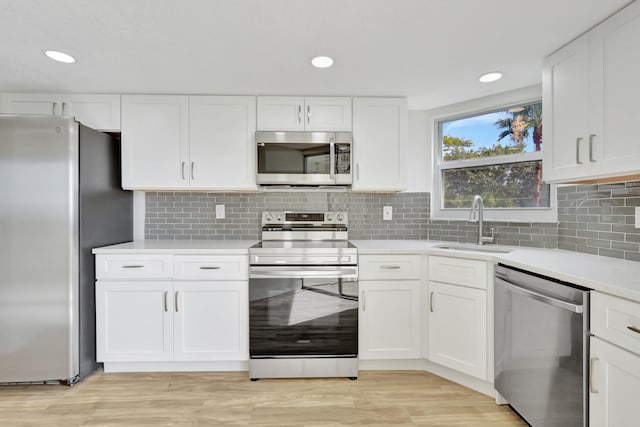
[406,110,430,192]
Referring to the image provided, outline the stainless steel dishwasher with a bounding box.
[494,264,590,427]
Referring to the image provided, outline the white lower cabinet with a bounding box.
[96,281,173,362]
[173,281,248,361]
[95,253,249,368]
[427,281,487,379]
[359,280,421,359]
[590,336,640,426]
[426,256,488,380]
[358,254,422,359]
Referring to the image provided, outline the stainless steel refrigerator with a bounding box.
[0,115,132,384]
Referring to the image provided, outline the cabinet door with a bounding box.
[63,94,121,131]
[589,0,640,178]
[428,281,487,379]
[257,96,304,131]
[352,97,407,191]
[1,93,59,115]
[121,95,189,189]
[359,280,421,359]
[96,281,173,362]
[542,34,590,183]
[173,281,248,361]
[304,97,352,131]
[590,336,640,427]
[189,96,257,190]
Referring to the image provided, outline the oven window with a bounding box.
[249,277,358,357]
[257,143,331,174]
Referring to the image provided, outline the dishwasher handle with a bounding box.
[495,276,583,314]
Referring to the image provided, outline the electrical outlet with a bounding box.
[636,207,640,228]
[383,206,393,221]
[216,204,225,219]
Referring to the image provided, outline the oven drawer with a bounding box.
[592,291,640,355]
[173,255,248,280]
[95,254,173,280]
[428,256,487,289]
[359,255,421,280]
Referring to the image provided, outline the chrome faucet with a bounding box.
[469,195,494,245]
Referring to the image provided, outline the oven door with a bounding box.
[249,266,358,358]
[255,131,352,186]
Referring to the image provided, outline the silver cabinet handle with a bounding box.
[627,326,640,335]
[200,266,221,270]
[163,291,168,312]
[356,163,360,181]
[589,134,596,163]
[298,105,302,123]
[329,142,335,181]
[589,357,599,393]
[495,277,583,313]
[380,265,401,270]
[191,162,195,180]
[122,265,144,268]
[362,291,366,311]
[181,161,186,180]
[430,292,434,312]
[307,105,311,123]
[61,102,67,116]
[175,291,179,312]
[52,102,58,115]
[576,137,583,165]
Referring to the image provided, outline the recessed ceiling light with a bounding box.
[478,71,502,83]
[508,106,525,113]
[311,56,334,68]
[44,50,76,64]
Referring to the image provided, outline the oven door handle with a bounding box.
[495,277,583,313]
[250,267,358,279]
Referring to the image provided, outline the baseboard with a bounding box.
[103,361,248,373]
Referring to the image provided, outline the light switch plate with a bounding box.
[216,204,225,219]
[636,206,640,228]
[383,206,392,221]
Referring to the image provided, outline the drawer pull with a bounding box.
[627,326,640,335]
[380,265,401,270]
[589,357,599,394]
[122,265,144,269]
[199,266,221,270]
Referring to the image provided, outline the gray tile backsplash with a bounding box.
[145,181,640,261]
[145,191,430,240]
[557,181,640,261]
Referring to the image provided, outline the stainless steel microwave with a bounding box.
[256,131,352,186]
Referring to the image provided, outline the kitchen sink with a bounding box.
[433,243,514,254]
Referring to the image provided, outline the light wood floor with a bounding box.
[0,370,526,426]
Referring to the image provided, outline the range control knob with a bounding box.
[276,214,283,221]
[326,213,333,221]
[336,213,344,222]
[265,213,273,222]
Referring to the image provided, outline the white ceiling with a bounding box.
[0,0,632,110]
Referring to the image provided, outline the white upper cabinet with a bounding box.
[121,95,257,191]
[352,97,407,191]
[1,93,121,131]
[257,96,352,131]
[543,1,640,182]
[189,96,256,190]
[121,95,190,190]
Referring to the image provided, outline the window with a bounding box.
[434,101,556,222]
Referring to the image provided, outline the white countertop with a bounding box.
[353,239,640,303]
[92,240,257,254]
[93,239,640,303]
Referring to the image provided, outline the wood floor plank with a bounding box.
[0,370,526,426]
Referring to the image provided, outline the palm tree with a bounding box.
[495,104,543,206]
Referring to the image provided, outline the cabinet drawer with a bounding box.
[173,255,248,280]
[96,254,173,279]
[592,292,640,355]
[427,256,487,289]
[359,255,421,280]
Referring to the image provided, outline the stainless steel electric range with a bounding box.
[248,211,358,380]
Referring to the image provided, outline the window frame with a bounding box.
[432,98,557,223]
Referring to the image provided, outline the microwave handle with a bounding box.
[329,142,335,181]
